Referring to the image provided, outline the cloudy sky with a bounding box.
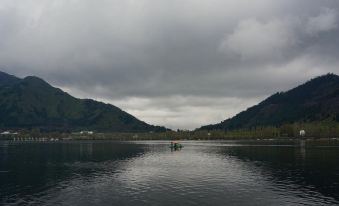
[0,0,339,129]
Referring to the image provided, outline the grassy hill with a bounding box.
[0,71,167,132]
[199,73,339,131]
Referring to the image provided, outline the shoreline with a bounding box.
[1,137,339,142]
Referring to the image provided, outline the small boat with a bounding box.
[170,141,183,149]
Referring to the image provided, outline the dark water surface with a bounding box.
[1,140,339,205]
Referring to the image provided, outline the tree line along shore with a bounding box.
[1,121,339,141]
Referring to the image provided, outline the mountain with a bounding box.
[199,73,339,131]
[0,71,167,132]
[0,71,20,86]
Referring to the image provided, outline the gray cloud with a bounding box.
[306,8,338,35]
[0,0,339,129]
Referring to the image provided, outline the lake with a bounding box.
[1,140,339,205]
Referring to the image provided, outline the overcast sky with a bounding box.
[1,0,339,129]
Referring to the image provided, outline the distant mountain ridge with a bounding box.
[0,71,167,132]
[0,71,20,86]
[199,73,339,131]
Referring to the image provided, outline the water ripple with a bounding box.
[1,141,339,205]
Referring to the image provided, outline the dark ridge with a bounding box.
[0,71,21,86]
[198,73,339,131]
[0,71,168,132]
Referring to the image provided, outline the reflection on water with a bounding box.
[1,140,339,205]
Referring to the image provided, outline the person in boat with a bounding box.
[170,141,182,148]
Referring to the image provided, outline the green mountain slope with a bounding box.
[0,71,20,86]
[199,73,339,131]
[0,71,167,132]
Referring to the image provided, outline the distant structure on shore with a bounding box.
[80,131,94,135]
[299,130,306,137]
[0,131,18,135]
